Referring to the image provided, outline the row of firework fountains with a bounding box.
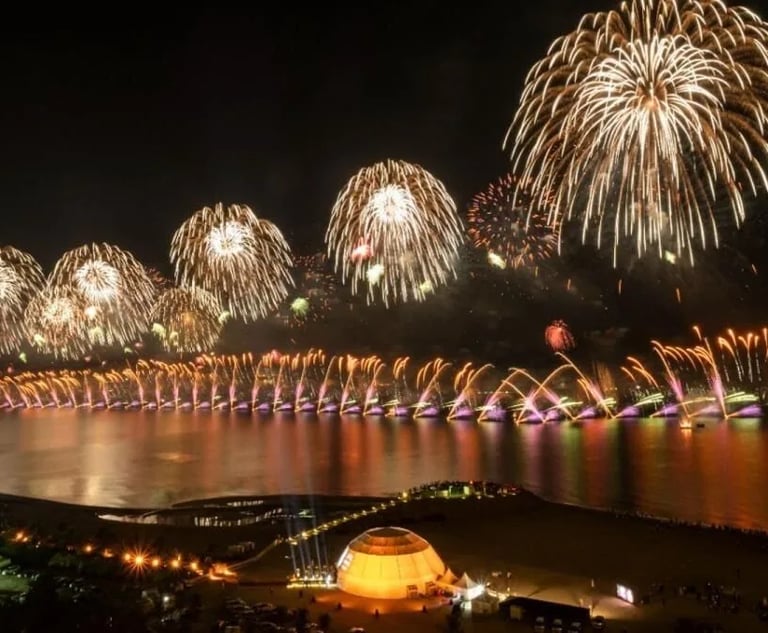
[1,326,766,420]
[6,0,768,359]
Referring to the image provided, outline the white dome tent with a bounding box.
[335,526,455,600]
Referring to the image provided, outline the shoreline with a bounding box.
[550,496,768,538]
[2,485,766,540]
[0,491,392,515]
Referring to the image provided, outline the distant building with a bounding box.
[471,593,498,615]
[499,596,590,624]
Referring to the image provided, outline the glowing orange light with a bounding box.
[213,563,234,576]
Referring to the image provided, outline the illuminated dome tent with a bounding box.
[336,527,455,599]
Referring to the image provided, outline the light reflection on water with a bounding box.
[0,409,765,530]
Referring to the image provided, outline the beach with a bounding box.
[226,492,768,632]
[3,489,768,631]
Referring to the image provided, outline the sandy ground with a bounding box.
[5,491,768,630]
[205,579,760,633]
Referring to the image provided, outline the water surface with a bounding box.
[0,410,765,530]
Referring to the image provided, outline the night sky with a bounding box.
[3,2,768,358]
[0,3,615,264]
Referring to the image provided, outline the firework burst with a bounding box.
[49,243,156,348]
[0,247,45,355]
[171,203,293,322]
[325,159,463,306]
[545,319,576,353]
[506,0,768,263]
[151,287,223,353]
[468,174,558,270]
[25,285,89,359]
[278,253,340,327]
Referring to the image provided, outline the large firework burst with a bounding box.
[467,174,559,270]
[25,285,89,359]
[506,0,768,263]
[0,246,45,355]
[171,203,293,322]
[277,253,340,327]
[151,287,223,353]
[325,159,463,306]
[49,243,156,348]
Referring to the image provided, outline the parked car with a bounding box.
[592,615,606,630]
[534,616,546,632]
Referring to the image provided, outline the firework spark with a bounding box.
[468,174,558,269]
[0,247,45,355]
[545,320,576,353]
[151,287,223,353]
[49,243,156,348]
[145,267,174,292]
[171,203,293,321]
[25,285,89,359]
[326,160,463,306]
[506,0,768,263]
